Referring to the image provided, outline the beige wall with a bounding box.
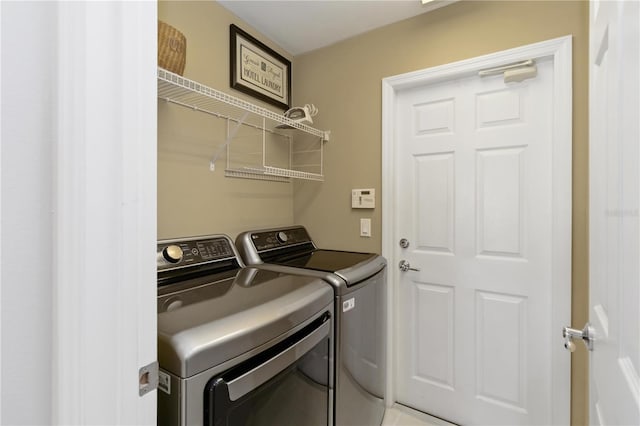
[158,1,297,240]
[293,1,589,424]
[158,0,589,423]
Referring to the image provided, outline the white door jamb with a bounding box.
[53,2,157,424]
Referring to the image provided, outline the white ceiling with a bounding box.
[217,0,456,55]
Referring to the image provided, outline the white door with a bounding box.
[389,43,571,425]
[589,0,640,424]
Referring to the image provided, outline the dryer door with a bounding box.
[204,312,332,426]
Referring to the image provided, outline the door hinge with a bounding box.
[139,361,159,396]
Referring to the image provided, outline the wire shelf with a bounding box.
[158,68,329,182]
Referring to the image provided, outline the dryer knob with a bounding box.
[162,245,183,263]
[276,231,289,243]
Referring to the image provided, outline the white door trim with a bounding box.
[381,35,572,425]
[0,2,4,420]
[53,2,157,424]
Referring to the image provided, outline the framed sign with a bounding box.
[230,24,291,110]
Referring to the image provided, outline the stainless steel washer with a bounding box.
[236,226,387,426]
[157,234,334,426]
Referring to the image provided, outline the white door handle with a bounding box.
[562,323,594,352]
[399,260,419,272]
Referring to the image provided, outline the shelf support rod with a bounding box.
[210,111,249,171]
[262,116,266,170]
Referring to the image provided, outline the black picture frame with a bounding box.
[230,24,291,110]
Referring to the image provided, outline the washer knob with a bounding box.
[276,231,288,243]
[162,245,183,263]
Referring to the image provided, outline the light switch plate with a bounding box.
[360,218,371,237]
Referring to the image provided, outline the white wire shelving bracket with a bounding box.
[157,68,330,182]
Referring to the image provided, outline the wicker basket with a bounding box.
[158,21,186,75]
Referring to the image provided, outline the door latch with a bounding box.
[139,361,159,396]
[562,323,594,352]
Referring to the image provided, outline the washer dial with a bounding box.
[276,231,288,243]
[162,245,183,263]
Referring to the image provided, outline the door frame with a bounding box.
[53,2,157,424]
[381,36,572,424]
[1,2,157,423]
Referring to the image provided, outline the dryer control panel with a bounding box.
[249,227,313,252]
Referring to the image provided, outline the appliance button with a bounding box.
[162,245,183,263]
[276,231,288,243]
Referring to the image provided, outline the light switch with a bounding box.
[360,218,371,237]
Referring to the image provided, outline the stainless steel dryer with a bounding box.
[236,226,387,426]
[157,234,334,426]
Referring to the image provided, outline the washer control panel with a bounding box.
[157,236,236,271]
[250,227,312,252]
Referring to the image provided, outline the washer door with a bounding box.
[275,249,376,273]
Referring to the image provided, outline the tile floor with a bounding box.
[382,404,456,426]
